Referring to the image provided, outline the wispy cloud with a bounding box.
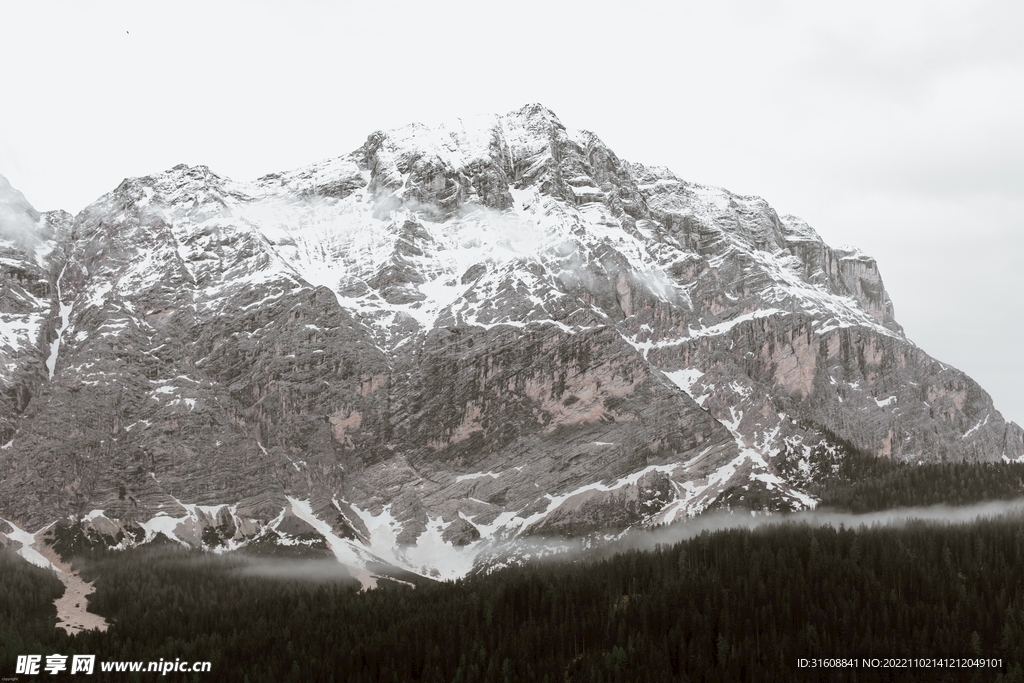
[0,174,42,245]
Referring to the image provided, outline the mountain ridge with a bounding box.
[0,103,1020,581]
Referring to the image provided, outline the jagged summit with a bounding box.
[0,105,1020,581]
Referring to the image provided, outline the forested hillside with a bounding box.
[5,517,1024,681]
[779,437,1024,512]
[0,548,64,669]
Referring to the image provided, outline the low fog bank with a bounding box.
[610,497,1024,556]
[75,544,363,584]
[234,557,359,583]
[475,499,1024,574]
[57,499,1024,585]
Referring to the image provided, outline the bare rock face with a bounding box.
[0,177,66,446]
[0,105,1020,579]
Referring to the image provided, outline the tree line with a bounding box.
[779,433,1024,512]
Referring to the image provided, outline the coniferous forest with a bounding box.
[5,511,1024,682]
[782,440,1024,513]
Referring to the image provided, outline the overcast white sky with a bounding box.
[1,1,1022,424]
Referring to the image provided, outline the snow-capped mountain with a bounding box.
[1,104,1021,581]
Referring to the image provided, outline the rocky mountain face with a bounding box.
[1,104,1021,580]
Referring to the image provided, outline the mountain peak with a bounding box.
[0,107,1020,581]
